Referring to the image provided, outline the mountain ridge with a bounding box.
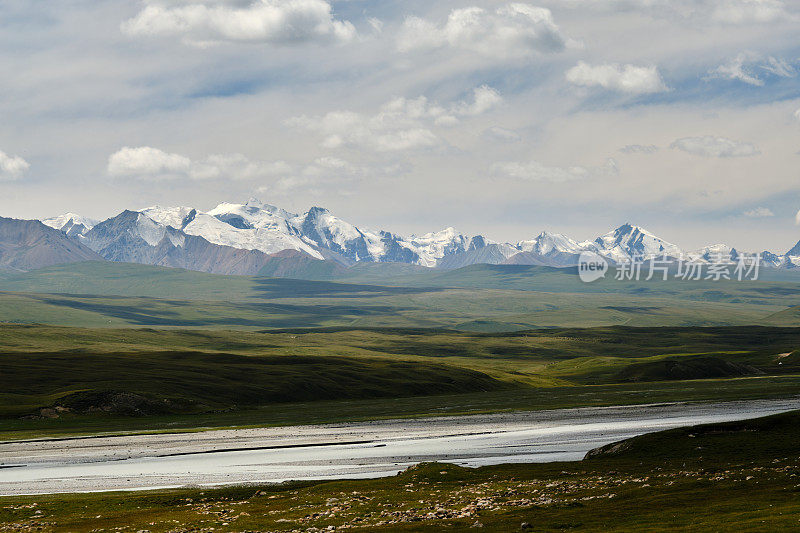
[0,216,104,271]
[37,200,800,275]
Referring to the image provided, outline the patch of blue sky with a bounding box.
[569,66,800,113]
[186,76,270,100]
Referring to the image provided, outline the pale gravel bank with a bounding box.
[1,398,799,496]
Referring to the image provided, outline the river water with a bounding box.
[1,398,798,495]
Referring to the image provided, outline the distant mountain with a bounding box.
[693,244,738,262]
[0,216,103,271]
[142,201,322,259]
[507,231,589,267]
[437,243,518,269]
[140,200,497,267]
[785,239,800,258]
[593,223,682,262]
[42,213,97,238]
[38,200,800,274]
[81,210,325,275]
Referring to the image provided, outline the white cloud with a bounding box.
[454,86,503,116]
[122,0,356,46]
[491,158,618,183]
[108,146,190,177]
[107,146,290,180]
[708,53,796,86]
[669,136,760,157]
[761,56,796,78]
[288,86,502,152]
[397,4,568,58]
[743,206,774,217]
[0,150,30,181]
[482,126,521,143]
[109,147,404,193]
[708,53,764,86]
[711,0,787,24]
[565,62,668,94]
[570,0,790,25]
[619,144,659,154]
[794,108,800,121]
[260,157,407,194]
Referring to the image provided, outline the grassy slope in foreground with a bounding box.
[3,325,800,440]
[3,410,800,531]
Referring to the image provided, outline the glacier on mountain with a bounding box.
[43,200,800,272]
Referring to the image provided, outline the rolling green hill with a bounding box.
[3,324,800,440]
[1,261,799,330]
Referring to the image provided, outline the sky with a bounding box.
[1,0,799,251]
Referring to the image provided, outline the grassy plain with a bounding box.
[1,261,800,330]
[2,324,800,440]
[2,262,800,530]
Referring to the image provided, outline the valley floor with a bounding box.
[3,398,798,496]
[2,409,800,532]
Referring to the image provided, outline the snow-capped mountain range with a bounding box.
[39,199,800,275]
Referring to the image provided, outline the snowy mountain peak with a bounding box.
[594,224,681,261]
[39,201,800,271]
[139,206,196,230]
[518,231,585,255]
[294,206,381,262]
[42,212,98,238]
[43,212,97,229]
[210,200,296,222]
[406,227,474,267]
[786,239,800,257]
[693,243,738,262]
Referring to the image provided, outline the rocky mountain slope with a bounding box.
[35,198,800,275]
[0,217,104,271]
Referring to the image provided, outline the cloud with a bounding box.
[619,144,659,154]
[288,86,502,152]
[669,136,760,157]
[107,146,291,180]
[565,62,668,94]
[260,157,408,194]
[0,150,30,181]
[453,86,503,116]
[708,53,796,86]
[743,206,774,218]
[794,108,800,121]
[707,53,765,86]
[482,126,521,143]
[491,158,618,183]
[572,0,790,25]
[711,0,787,24]
[122,0,356,46]
[397,4,568,58]
[109,147,405,194]
[761,56,796,78]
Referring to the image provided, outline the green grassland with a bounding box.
[1,261,800,330]
[3,262,800,530]
[3,410,800,532]
[3,324,800,440]
[2,261,800,439]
